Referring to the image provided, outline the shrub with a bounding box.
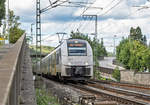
[112,67,120,81]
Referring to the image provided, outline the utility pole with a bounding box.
[56,32,67,44]
[82,15,98,80]
[35,0,101,71]
[36,0,41,63]
[82,15,98,39]
[35,0,67,65]
[6,0,10,45]
[95,15,97,39]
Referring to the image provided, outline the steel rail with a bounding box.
[69,83,150,105]
[88,83,150,101]
[92,80,150,90]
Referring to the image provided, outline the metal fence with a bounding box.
[0,34,26,105]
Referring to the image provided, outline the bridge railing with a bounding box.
[0,34,26,105]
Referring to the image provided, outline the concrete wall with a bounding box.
[120,70,150,85]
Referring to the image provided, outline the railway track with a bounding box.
[38,75,150,105]
[38,77,118,105]
[68,82,150,105]
[91,80,150,95]
[92,80,150,90]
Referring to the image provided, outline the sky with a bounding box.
[7,0,150,52]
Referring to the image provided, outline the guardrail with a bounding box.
[0,34,26,105]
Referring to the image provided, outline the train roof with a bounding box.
[42,39,88,59]
[55,39,87,49]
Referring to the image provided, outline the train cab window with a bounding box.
[67,41,87,56]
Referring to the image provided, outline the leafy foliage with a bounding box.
[30,45,54,55]
[116,38,130,69]
[116,27,150,72]
[0,0,5,26]
[130,26,147,45]
[8,10,25,43]
[70,31,107,66]
[36,89,60,105]
[94,67,101,80]
[112,67,120,81]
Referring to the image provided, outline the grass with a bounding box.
[30,45,54,63]
[36,89,60,105]
[30,45,54,54]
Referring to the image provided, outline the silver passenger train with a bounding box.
[35,39,93,81]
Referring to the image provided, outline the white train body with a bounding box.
[35,39,93,80]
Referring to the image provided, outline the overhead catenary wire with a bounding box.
[48,0,52,6]
[40,0,123,38]
[32,33,58,45]
[78,0,123,36]
[62,0,97,33]
[82,18,94,33]
[95,0,116,15]
[98,0,123,16]
[41,0,69,13]
[78,16,93,32]
[61,0,100,32]
[80,0,97,16]
[98,0,150,32]
[40,0,130,41]
[76,0,121,35]
[40,0,97,36]
[69,0,98,33]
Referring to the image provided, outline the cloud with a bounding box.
[9,0,150,52]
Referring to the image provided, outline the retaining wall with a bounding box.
[120,70,150,85]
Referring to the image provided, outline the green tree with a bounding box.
[129,26,147,45]
[116,38,130,68]
[0,0,5,26]
[116,27,150,72]
[8,10,25,43]
[116,38,150,72]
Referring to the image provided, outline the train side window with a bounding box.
[56,52,59,64]
[50,56,52,66]
[59,49,61,60]
[52,55,55,68]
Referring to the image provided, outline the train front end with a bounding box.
[61,39,93,80]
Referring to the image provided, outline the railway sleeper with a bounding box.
[79,95,96,105]
[72,84,149,105]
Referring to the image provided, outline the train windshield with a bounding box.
[67,41,87,56]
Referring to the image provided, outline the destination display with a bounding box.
[68,43,86,47]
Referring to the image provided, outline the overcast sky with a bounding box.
[9,0,150,52]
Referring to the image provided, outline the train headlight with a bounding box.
[85,62,88,65]
[68,62,71,65]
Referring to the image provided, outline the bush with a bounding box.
[112,67,120,81]
[93,67,101,80]
[36,89,60,105]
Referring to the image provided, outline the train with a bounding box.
[34,39,93,81]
